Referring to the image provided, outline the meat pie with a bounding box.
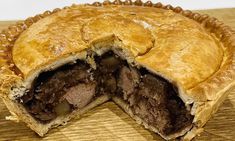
[0,1,234,140]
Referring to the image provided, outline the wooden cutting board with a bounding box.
[0,8,235,141]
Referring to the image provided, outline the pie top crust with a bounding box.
[1,2,233,102]
[0,1,234,139]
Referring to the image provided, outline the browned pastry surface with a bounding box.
[1,3,233,102]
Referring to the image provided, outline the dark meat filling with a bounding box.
[117,68,193,135]
[19,52,193,136]
[20,61,96,121]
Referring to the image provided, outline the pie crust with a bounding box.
[0,0,234,140]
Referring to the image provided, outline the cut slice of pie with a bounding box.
[0,1,234,140]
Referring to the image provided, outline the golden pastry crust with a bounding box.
[12,5,225,99]
[0,0,234,140]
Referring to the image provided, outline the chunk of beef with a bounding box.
[103,75,117,93]
[140,74,168,100]
[118,66,140,100]
[63,83,96,108]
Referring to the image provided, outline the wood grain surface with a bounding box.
[0,8,235,141]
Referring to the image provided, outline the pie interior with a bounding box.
[19,51,193,136]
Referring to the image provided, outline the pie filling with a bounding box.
[19,51,193,136]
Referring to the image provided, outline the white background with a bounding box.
[0,0,235,20]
